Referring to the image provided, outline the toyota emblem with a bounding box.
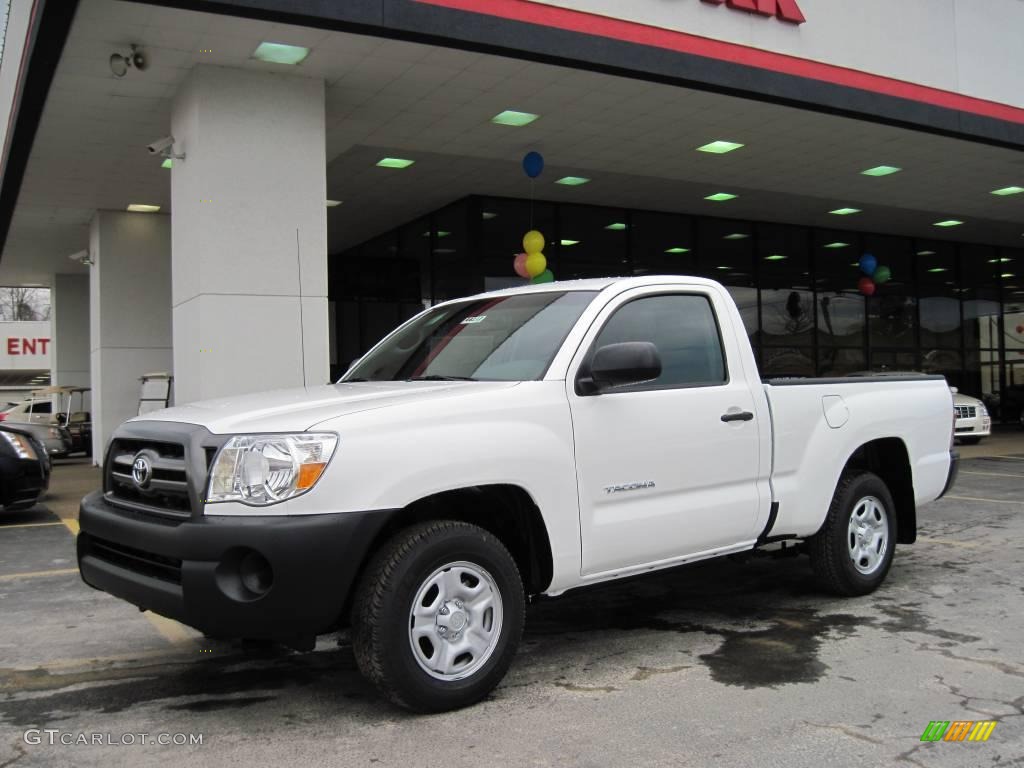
[131,453,153,489]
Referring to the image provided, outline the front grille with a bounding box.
[107,438,192,519]
[87,535,182,584]
[954,405,977,419]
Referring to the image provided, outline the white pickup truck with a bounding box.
[78,276,958,712]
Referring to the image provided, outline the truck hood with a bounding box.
[132,381,520,434]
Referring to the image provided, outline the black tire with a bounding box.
[808,471,897,597]
[958,436,982,445]
[350,520,525,713]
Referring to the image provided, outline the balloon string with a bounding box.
[530,177,534,229]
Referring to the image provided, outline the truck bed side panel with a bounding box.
[765,379,952,537]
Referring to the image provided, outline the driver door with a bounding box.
[567,286,764,576]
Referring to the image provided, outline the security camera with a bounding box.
[147,136,175,155]
[68,249,93,266]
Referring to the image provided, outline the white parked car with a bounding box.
[952,389,991,444]
[77,276,957,712]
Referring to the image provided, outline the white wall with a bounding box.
[524,0,1024,109]
[90,211,172,458]
[51,274,90,391]
[170,65,329,404]
[0,0,32,161]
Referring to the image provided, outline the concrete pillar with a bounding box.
[90,211,172,458]
[170,65,328,404]
[51,274,91,407]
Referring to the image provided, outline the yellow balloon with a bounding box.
[525,252,547,278]
[523,230,545,255]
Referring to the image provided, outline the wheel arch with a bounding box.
[348,484,554,612]
[841,437,916,544]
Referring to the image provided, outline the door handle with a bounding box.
[721,410,754,423]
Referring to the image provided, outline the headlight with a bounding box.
[1,431,38,460]
[978,404,988,417]
[206,433,338,507]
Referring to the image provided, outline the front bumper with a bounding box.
[954,415,991,438]
[77,491,396,639]
[0,455,49,509]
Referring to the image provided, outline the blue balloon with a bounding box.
[522,151,544,179]
[859,253,877,276]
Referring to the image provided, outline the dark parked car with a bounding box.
[0,424,51,511]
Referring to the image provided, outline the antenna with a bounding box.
[296,228,307,388]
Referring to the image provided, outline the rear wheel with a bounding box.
[809,471,897,596]
[351,520,524,712]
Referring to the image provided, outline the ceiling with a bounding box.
[2,0,1022,285]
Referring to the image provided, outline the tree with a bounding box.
[0,287,52,321]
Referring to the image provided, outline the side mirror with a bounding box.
[579,341,662,394]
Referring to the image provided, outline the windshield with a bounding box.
[343,291,597,382]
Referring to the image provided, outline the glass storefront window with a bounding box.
[865,235,915,350]
[696,219,752,284]
[630,211,695,276]
[813,229,865,350]
[432,201,476,302]
[557,204,630,279]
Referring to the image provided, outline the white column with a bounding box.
[51,274,91,399]
[171,65,328,405]
[90,211,172,458]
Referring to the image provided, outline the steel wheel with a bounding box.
[847,495,889,575]
[408,560,504,681]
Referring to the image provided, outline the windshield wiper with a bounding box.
[406,375,478,382]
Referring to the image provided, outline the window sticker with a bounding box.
[460,315,487,325]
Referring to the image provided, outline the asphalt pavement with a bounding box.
[1,446,1022,768]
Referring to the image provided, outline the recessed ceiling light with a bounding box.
[161,158,172,169]
[716,266,730,270]
[252,41,310,65]
[126,204,160,213]
[491,110,539,127]
[605,222,627,231]
[824,242,849,249]
[1002,273,1016,279]
[987,257,1012,263]
[862,165,901,177]
[555,176,590,186]
[917,250,936,256]
[560,239,580,246]
[481,211,498,220]
[664,247,690,254]
[326,199,342,207]
[421,230,451,238]
[830,207,861,216]
[764,254,788,261]
[377,157,415,169]
[697,140,744,154]
[928,267,947,273]
[723,233,749,240]
[706,193,737,202]
[934,219,963,227]
[991,186,1024,196]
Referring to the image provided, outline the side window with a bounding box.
[30,402,52,414]
[592,294,726,388]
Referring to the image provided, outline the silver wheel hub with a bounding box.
[847,495,889,575]
[409,561,503,681]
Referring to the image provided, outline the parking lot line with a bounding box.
[61,517,80,535]
[961,470,1024,479]
[0,521,64,530]
[945,494,1024,505]
[0,567,79,582]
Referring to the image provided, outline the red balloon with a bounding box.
[858,277,876,296]
[1017,324,1024,335]
[513,252,529,279]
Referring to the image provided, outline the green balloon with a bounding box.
[873,265,892,284]
[531,269,554,284]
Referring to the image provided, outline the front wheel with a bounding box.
[351,520,525,712]
[808,471,897,596]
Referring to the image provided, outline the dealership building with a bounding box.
[0,0,1022,456]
